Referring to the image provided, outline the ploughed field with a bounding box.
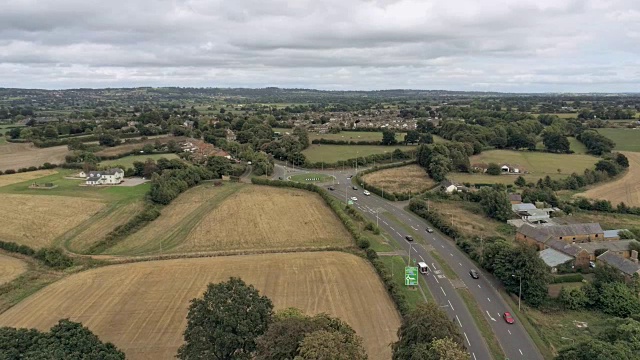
[107,183,352,255]
[0,252,401,360]
[361,164,435,194]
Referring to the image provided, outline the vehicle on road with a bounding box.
[363,190,370,196]
[352,186,358,190]
[469,269,479,279]
[328,186,335,191]
[405,235,414,242]
[503,312,515,324]
[426,227,434,233]
[347,175,352,179]
[350,196,358,201]
[418,262,430,274]
[278,177,283,180]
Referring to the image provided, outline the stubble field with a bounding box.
[575,152,640,207]
[0,143,69,171]
[361,164,435,194]
[0,169,58,188]
[0,252,401,360]
[0,194,105,248]
[109,184,352,255]
[0,253,27,286]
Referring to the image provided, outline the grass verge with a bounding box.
[379,255,433,309]
[458,289,506,360]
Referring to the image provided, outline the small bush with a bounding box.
[357,238,371,249]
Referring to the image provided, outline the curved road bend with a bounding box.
[273,165,543,360]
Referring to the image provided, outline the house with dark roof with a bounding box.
[597,250,640,279]
[508,193,522,205]
[516,223,604,249]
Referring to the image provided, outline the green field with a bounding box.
[302,145,414,163]
[597,128,640,152]
[309,131,406,143]
[289,173,334,183]
[100,153,179,169]
[449,150,598,185]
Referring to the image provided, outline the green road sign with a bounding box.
[347,200,353,205]
[405,266,418,286]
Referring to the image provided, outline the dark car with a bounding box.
[278,177,283,180]
[469,269,479,279]
[347,175,353,179]
[352,186,358,190]
[328,186,335,191]
[426,227,434,233]
[503,312,515,324]
[405,235,414,242]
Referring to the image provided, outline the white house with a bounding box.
[86,168,124,186]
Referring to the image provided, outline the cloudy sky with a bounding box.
[1,0,639,91]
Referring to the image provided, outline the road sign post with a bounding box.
[405,266,418,286]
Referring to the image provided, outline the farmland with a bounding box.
[362,164,436,194]
[100,153,179,169]
[426,200,506,240]
[0,169,57,188]
[309,131,405,143]
[575,151,640,207]
[95,136,185,157]
[0,194,105,249]
[449,150,599,185]
[0,253,27,286]
[0,252,401,360]
[109,184,352,255]
[302,144,414,163]
[0,143,69,171]
[597,128,640,152]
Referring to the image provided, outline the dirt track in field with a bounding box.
[0,143,69,171]
[0,253,27,285]
[576,152,640,206]
[0,252,400,360]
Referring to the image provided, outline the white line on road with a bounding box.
[389,226,395,231]
[464,332,471,347]
[450,253,453,257]
[487,298,491,302]
[432,263,437,270]
[486,311,496,321]
[519,349,523,355]
[433,276,440,284]
[508,330,512,335]
[456,316,462,327]
[448,300,455,311]
[441,245,444,248]
[383,221,388,225]
[472,353,477,360]
[396,232,402,236]
[419,255,425,261]
[478,284,481,288]
[459,263,462,266]
[497,312,501,317]
[440,287,447,296]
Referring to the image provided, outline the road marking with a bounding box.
[383,221,388,225]
[497,312,501,317]
[459,262,462,266]
[390,226,395,231]
[487,298,491,302]
[448,300,455,311]
[441,245,444,248]
[433,276,440,284]
[432,263,437,270]
[519,349,523,355]
[396,232,402,236]
[472,353,477,360]
[456,316,462,327]
[464,332,471,347]
[508,330,512,335]
[486,311,496,321]
[440,287,447,296]
[478,284,481,288]
[419,255,425,261]
[450,253,453,257]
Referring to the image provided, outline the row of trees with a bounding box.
[416,143,472,182]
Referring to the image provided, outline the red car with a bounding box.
[503,312,515,324]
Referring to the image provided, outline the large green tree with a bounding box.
[178,277,274,360]
[295,330,367,360]
[478,187,511,222]
[382,129,398,145]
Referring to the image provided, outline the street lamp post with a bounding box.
[512,273,523,311]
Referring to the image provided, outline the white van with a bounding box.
[418,262,430,274]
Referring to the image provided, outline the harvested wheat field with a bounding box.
[66,201,145,253]
[0,143,69,171]
[362,164,435,194]
[0,194,105,248]
[95,136,185,157]
[0,252,400,360]
[0,169,57,188]
[110,184,352,255]
[0,253,27,286]
[576,152,640,207]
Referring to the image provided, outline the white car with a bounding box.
[350,196,358,201]
[363,190,371,196]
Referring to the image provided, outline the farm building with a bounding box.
[86,168,124,186]
[597,250,640,280]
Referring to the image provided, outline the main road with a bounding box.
[273,164,543,360]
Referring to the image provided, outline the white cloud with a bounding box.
[0,0,638,91]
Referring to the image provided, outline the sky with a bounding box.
[1,0,639,92]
